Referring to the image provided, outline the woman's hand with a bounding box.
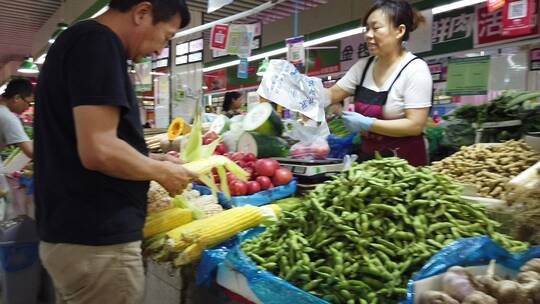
[342,111,376,132]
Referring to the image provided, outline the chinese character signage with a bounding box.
[430,6,475,55]
[340,34,369,72]
[475,2,539,47]
[531,48,540,70]
[502,0,537,37]
[446,56,491,96]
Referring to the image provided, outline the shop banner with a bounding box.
[286,36,306,68]
[428,62,444,82]
[226,24,255,58]
[340,33,368,72]
[203,70,227,92]
[428,6,475,56]
[531,48,540,70]
[502,0,537,37]
[446,56,491,96]
[207,0,234,13]
[488,0,506,12]
[474,2,539,47]
[210,24,229,50]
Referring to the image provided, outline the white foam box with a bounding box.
[413,264,517,304]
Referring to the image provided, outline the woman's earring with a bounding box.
[401,40,408,49]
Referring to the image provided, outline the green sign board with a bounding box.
[419,5,475,57]
[446,56,491,96]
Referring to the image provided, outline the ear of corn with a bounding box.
[166,205,280,253]
[143,208,193,238]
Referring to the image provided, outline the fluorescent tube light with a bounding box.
[432,0,486,15]
[91,5,109,18]
[36,53,47,64]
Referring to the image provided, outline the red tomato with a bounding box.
[246,181,261,195]
[230,181,248,196]
[243,167,254,179]
[235,160,247,168]
[243,153,257,162]
[255,159,280,177]
[245,161,256,169]
[215,143,228,155]
[255,176,272,190]
[272,168,293,186]
[226,172,236,184]
[231,152,245,161]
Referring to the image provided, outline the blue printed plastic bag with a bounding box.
[403,236,540,304]
[225,246,328,304]
[193,180,297,208]
[196,227,265,288]
[327,133,356,159]
[192,183,234,209]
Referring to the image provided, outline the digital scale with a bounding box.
[272,157,345,188]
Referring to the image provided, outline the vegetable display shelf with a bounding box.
[472,120,522,143]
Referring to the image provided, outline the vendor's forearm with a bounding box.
[370,118,424,137]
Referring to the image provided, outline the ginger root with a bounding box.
[419,291,459,304]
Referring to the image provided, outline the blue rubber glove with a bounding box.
[341,111,376,132]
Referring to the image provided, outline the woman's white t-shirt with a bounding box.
[336,52,432,120]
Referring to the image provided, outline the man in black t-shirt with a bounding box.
[34,1,193,302]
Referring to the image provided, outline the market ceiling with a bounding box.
[192,0,330,24]
[0,0,61,69]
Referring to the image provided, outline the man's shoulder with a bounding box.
[58,20,118,47]
[0,106,19,121]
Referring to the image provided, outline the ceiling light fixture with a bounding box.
[432,0,486,14]
[48,22,69,44]
[17,57,39,74]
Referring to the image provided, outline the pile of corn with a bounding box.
[143,204,281,266]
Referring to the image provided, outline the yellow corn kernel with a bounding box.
[143,208,193,238]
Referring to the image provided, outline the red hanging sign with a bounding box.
[502,0,536,37]
[210,24,229,50]
[488,0,506,12]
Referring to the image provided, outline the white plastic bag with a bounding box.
[289,119,330,160]
[257,60,328,122]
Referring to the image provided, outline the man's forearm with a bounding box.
[81,137,167,182]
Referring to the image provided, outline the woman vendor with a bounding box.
[327,0,433,166]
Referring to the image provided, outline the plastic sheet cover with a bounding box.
[403,236,540,304]
[225,246,329,304]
